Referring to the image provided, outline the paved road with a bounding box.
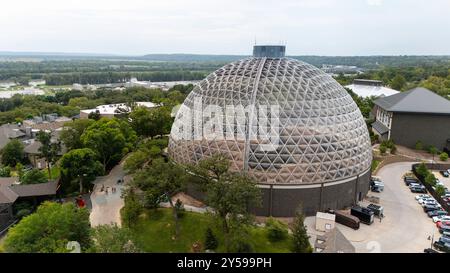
[89,161,128,227]
[338,162,441,253]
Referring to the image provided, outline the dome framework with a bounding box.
[169,57,372,186]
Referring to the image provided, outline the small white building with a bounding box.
[346,79,399,98]
[80,102,158,119]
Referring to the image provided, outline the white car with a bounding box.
[416,194,430,201]
[421,200,440,207]
[433,215,450,223]
[409,183,422,188]
[418,197,435,204]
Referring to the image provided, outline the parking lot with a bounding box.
[329,162,442,253]
[433,170,450,189]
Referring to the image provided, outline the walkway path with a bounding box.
[89,160,129,227]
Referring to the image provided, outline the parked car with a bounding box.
[433,241,450,253]
[436,221,450,229]
[440,170,450,178]
[439,236,450,244]
[424,204,441,212]
[411,185,427,193]
[428,210,448,218]
[424,248,440,253]
[416,194,431,201]
[422,200,440,207]
[418,197,436,205]
[409,182,422,188]
[439,225,450,234]
[433,215,450,223]
[404,177,419,186]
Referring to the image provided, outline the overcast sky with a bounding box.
[1,0,450,56]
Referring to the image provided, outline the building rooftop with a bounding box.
[374,87,450,115]
[346,79,399,98]
[80,102,157,116]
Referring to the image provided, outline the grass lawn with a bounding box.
[131,208,292,253]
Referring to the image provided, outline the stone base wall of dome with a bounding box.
[183,168,371,217]
[251,169,371,217]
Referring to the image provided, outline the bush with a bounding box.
[415,163,429,178]
[16,209,32,219]
[379,145,387,155]
[439,152,448,162]
[415,141,423,150]
[0,166,11,177]
[20,169,48,184]
[425,173,437,186]
[266,217,288,242]
[390,145,397,154]
[230,240,254,253]
[436,185,446,197]
[428,145,438,155]
[204,228,218,250]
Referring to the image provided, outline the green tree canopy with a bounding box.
[59,148,103,194]
[4,202,91,253]
[60,118,94,151]
[36,130,61,179]
[81,118,137,171]
[89,224,140,253]
[20,169,48,184]
[1,139,25,167]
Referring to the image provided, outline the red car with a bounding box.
[436,220,450,229]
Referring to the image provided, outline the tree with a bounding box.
[436,185,446,197]
[20,169,48,184]
[90,224,140,253]
[192,155,261,251]
[1,139,24,167]
[88,110,101,121]
[129,107,153,137]
[425,173,437,186]
[439,152,448,162]
[390,74,406,90]
[60,118,94,151]
[291,207,313,253]
[204,228,218,250]
[124,150,150,174]
[36,131,61,179]
[132,158,186,238]
[81,118,137,172]
[121,188,143,228]
[4,202,91,253]
[266,217,288,242]
[59,148,103,194]
[130,106,172,138]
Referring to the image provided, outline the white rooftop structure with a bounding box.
[80,102,157,116]
[345,79,399,98]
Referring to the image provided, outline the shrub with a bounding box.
[390,145,397,154]
[16,209,32,219]
[266,217,288,242]
[204,228,218,250]
[379,145,387,155]
[415,141,423,150]
[439,152,448,162]
[425,173,437,186]
[436,185,446,197]
[0,166,11,177]
[415,163,429,178]
[428,145,438,155]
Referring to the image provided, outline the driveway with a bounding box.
[338,162,442,252]
[89,161,129,227]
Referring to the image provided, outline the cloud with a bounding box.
[367,0,383,6]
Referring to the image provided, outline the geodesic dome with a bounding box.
[168,57,372,185]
